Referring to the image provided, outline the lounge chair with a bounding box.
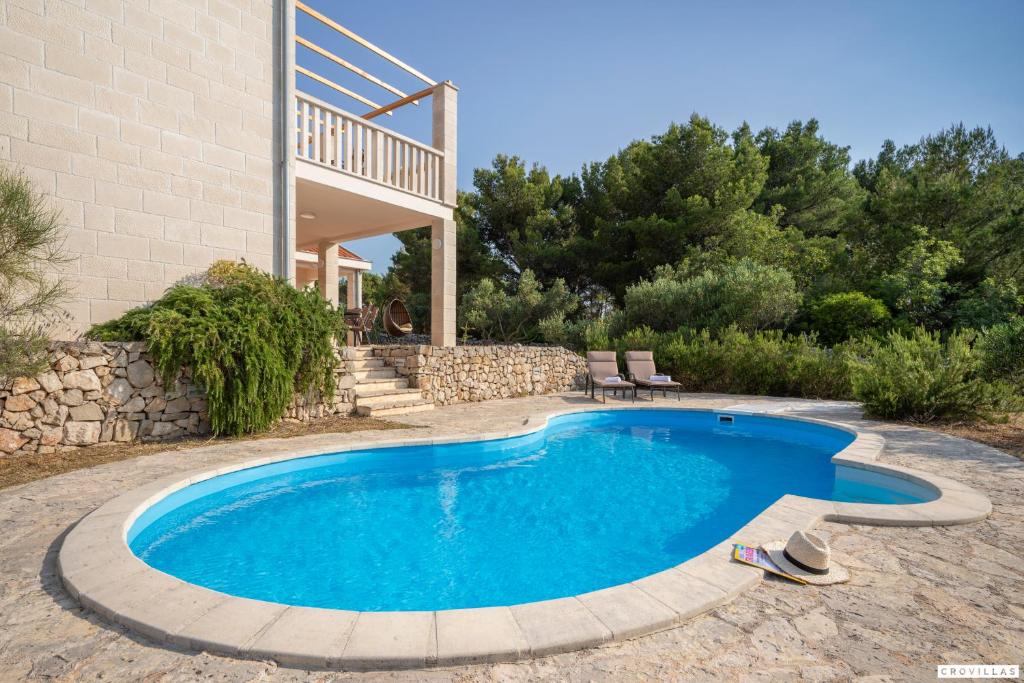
[586,351,635,403]
[343,304,378,346]
[625,350,681,401]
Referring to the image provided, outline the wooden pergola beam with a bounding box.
[295,65,391,115]
[362,84,435,120]
[296,35,418,105]
[296,1,436,87]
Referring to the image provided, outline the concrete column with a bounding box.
[317,241,339,308]
[431,81,458,207]
[355,270,363,308]
[343,269,357,310]
[430,218,456,347]
[274,0,297,284]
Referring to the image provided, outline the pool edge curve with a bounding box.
[57,404,992,670]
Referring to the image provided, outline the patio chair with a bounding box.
[383,298,413,337]
[344,304,378,346]
[586,351,635,403]
[625,350,682,401]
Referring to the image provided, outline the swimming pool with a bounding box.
[127,409,935,612]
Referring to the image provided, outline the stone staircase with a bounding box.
[344,347,434,418]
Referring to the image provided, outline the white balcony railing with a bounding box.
[295,93,444,203]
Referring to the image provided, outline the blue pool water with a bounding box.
[128,410,934,611]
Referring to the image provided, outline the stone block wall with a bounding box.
[375,345,588,405]
[0,341,354,458]
[0,0,279,334]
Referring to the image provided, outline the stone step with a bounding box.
[350,368,398,381]
[356,401,435,418]
[342,346,376,360]
[345,358,386,371]
[353,388,424,408]
[353,378,410,392]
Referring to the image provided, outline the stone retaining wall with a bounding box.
[375,345,588,405]
[0,343,587,457]
[0,342,354,458]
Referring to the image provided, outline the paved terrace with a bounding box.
[1,394,1022,681]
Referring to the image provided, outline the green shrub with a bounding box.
[976,316,1024,391]
[809,291,891,345]
[603,324,1020,419]
[89,261,346,436]
[848,328,1017,422]
[581,318,612,351]
[619,276,689,333]
[615,325,663,355]
[541,316,613,352]
[621,259,802,334]
[614,326,853,399]
[459,269,578,343]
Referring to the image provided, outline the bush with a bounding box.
[616,325,663,356]
[621,259,802,334]
[848,328,1017,422]
[976,316,1024,391]
[601,324,1020,421]
[612,326,854,399]
[809,291,891,345]
[459,269,578,343]
[89,261,346,436]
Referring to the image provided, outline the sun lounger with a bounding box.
[625,350,681,401]
[586,351,635,403]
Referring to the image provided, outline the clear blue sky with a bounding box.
[296,0,1024,273]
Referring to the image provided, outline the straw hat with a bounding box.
[762,531,849,585]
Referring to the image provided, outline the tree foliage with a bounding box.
[374,118,1023,423]
[458,269,578,343]
[754,119,864,237]
[853,124,1024,282]
[385,118,1023,345]
[0,168,67,382]
[620,259,801,334]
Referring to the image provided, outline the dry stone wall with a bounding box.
[0,343,587,457]
[0,341,354,458]
[375,345,588,405]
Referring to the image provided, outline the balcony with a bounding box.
[291,2,457,346]
[296,93,446,204]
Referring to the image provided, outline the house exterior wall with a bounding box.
[0,0,280,335]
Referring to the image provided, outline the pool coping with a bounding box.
[57,404,992,670]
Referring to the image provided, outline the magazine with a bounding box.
[732,543,807,584]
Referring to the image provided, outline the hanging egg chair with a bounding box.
[383,298,414,337]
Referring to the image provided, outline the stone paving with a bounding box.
[1,393,1022,682]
